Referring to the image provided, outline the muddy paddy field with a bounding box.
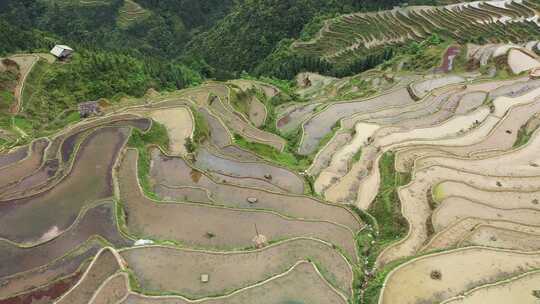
[3,54,540,304]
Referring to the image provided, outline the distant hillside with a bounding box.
[294,0,539,65]
[275,0,539,78]
[116,0,151,29]
[0,0,233,60]
[184,0,478,78]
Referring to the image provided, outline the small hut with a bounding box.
[78,101,101,118]
[50,45,74,60]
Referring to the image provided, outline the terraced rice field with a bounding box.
[0,127,130,244]
[293,0,540,67]
[380,248,540,304]
[299,87,415,155]
[55,248,123,304]
[121,238,352,298]
[119,149,359,260]
[89,272,130,304]
[0,201,129,278]
[121,261,347,304]
[5,29,540,304]
[117,0,151,28]
[442,270,540,303]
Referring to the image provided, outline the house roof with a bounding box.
[78,101,100,114]
[50,45,74,57]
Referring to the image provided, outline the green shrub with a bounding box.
[234,133,309,170]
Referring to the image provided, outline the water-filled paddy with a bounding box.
[151,149,361,231]
[0,239,101,299]
[56,248,122,304]
[0,201,130,278]
[121,238,352,298]
[299,88,414,155]
[119,150,358,260]
[0,127,129,244]
[194,148,304,194]
[0,138,48,189]
[0,145,28,168]
[121,261,347,304]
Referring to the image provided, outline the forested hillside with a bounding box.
[186,0,445,78]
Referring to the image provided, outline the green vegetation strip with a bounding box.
[185,106,210,153]
[127,120,169,200]
[349,152,410,304]
[513,122,539,148]
[233,133,309,171]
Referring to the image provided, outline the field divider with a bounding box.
[53,246,125,304]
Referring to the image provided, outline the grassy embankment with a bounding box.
[513,120,539,148]
[230,77,314,171]
[126,121,169,200]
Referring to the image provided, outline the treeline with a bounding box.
[2,0,122,48]
[136,0,234,30]
[254,39,396,79]
[41,50,202,105]
[0,20,51,57]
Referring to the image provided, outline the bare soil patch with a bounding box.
[150,107,193,156]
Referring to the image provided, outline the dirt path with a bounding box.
[9,54,40,114]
